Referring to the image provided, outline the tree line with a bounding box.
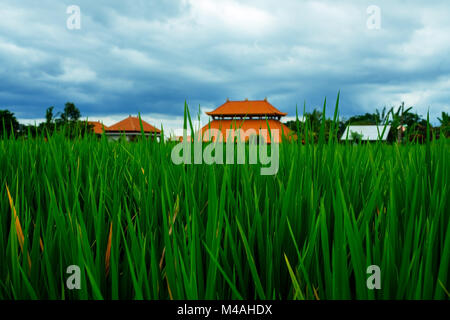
[1,101,449,142]
[0,102,93,138]
[285,102,449,143]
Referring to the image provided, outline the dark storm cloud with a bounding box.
[0,0,449,126]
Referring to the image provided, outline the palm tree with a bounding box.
[437,112,449,126]
[437,112,449,137]
[302,108,324,142]
[389,102,415,143]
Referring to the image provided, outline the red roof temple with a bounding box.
[105,116,161,141]
[201,99,291,143]
[107,116,161,133]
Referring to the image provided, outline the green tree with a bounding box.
[437,111,449,137]
[292,108,335,142]
[61,102,81,122]
[388,102,428,143]
[350,131,363,142]
[306,108,324,133]
[284,109,324,139]
[437,112,449,126]
[0,109,20,137]
[346,113,378,125]
[45,106,54,124]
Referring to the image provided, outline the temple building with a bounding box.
[105,116,161,141]
[201,98,292,143]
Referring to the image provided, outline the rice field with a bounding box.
[0,106,449,300]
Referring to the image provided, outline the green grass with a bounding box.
[0,102,449,300]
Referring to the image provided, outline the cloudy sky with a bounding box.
[1,0,449,132]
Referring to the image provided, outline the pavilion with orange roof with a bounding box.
[105,115,161,141]
[201,98,292,143]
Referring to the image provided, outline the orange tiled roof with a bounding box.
[200,119,292,143]
[107,116,161,133]
[206,100,287,117]
[87,121,108,134]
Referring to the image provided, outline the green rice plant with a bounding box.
[0,97,448,300]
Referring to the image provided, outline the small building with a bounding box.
[201,98,292,143]
[106,116,161,141]
[341,125,391,141]
[87,121,109,135]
